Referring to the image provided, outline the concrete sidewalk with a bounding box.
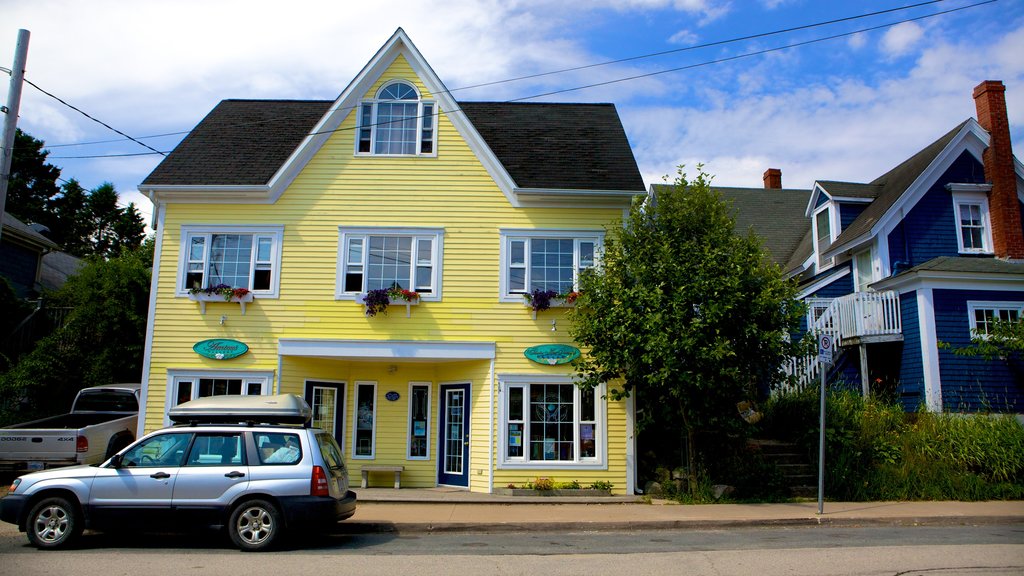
[342,488,1024,533]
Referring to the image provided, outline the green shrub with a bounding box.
[765,389,1024,501]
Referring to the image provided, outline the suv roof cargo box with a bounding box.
[168,394,311,425]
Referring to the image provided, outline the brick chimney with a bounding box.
[763,168,782,189]
[973,80,1024,259]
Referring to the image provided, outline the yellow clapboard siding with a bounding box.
[146,55,633,493]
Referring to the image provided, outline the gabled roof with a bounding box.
[825,120,970,256]
[460,102,644,192]
[814,180,882,201]
[142,100,332,187]
[143,100,645,193]
[140,28,644,207]
[1,213,59,251]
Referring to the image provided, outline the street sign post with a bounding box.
[816,333,833,515]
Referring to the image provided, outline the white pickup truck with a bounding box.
[0,384,141,473]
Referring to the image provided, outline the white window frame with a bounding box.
[306,379,346,455]
[336,227,444,301]
[952,192,993,254]
[163,370,273,427]
[355,80,437,157]
[177,225,284,297]
[352,381,378,459]
[805,297,834,329]
[406,381,432,460]
[853,248,875,293]
[967,301,1023,339]
[498,229,603,302]
[812,204,836,272]
[497,375,606,470]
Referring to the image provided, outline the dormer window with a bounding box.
[952,192,992,254]
[813,205,835,270]
[357,81,436,156]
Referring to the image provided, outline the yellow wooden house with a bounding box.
[138,29,646,494]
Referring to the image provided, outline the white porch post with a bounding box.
[917,288,943,411]
[859,344,870,396]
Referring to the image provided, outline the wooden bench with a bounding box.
[360,465,404,489]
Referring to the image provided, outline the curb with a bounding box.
[335,515,1024,535]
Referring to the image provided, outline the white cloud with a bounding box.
[669,29,699,45]
[880,22,924,58]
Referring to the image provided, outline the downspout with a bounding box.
[488,357,495,494]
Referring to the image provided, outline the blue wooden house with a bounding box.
[697,81,1023,413]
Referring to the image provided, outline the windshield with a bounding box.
[74,389,138,412]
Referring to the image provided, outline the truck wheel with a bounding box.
[228,499,281,551]
[26,496,82,549]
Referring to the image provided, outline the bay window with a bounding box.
[499,376,604,468]
[179,225,283,296]
[337,228,443,300]
[500,230,601,300]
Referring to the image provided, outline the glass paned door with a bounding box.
[304,381,345,449]
[438,383,470,487]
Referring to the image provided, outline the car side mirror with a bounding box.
[108,453,123,469]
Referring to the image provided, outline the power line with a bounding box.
[38,0,975,151]
[23,77,167,157]
[23,0,998,158]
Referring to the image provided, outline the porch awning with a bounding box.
[278,339,495,361]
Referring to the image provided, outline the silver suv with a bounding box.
[0,394,356,551]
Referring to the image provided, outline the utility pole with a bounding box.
[0,29,30,246]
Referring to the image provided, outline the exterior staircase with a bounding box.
[747,439,816,498]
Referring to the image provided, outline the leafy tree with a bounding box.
[5,129,62,224]
[0,240,152,425]
[952,320,1024,361]
[569,167,806,493]
[5,129,146,259]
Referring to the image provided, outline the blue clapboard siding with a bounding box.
[0,242,41,298]
[897,291,925,411]
[838,203,867,234]
[933,289,1024,412]
[805,266,854,299]
[887,151,985,270]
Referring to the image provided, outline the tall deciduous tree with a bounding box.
[569,167,806,492]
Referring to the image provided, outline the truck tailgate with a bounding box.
[0,429,79,468]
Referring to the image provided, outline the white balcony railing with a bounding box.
[781,290,901,392]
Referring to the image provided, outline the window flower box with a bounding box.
[188,285,253,315]
[523,289,579,319]
[361,288,420,318]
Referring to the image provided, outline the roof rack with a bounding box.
[168,394,311,425]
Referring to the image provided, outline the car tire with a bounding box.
[26,496,82,549]
[228,499,282,552]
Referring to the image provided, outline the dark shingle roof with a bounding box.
[898,255,1024,275]
[143,100,333,186]
[457,102,645,191]
[816,180,883,200]
[143,100,645,192]
[827,120,969,254]
[715,187,811,267]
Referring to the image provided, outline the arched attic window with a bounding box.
[357,80,436,156]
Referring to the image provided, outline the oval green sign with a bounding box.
[524,344,580,366]
[194,339,249,360]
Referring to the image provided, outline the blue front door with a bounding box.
[438,383,470,487]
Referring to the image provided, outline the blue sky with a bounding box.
[2,0,1023,225]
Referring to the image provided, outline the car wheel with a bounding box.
[26,496,82,549]
[228,499,282,551]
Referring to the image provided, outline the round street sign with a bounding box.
[818,334,833,364]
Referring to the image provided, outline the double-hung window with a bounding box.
[500,230,601,300]
[813,205,834,270]
[179,225,283,296]
[952,193,992,254]
[968,301,1023,338]
[499,376,604,468]
[356,80,436,156]
[337,228,443,300]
